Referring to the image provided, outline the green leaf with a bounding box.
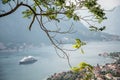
[71,62,93,74]
[71,67,80,72]
[22,9,33,18]
[2,0,10,4]
[33,6,36,12]
[83,0,107,22]
[81,42,86,46]
[65,9,74,19]
[78,62,93,71]
[54,1,61,6]
[98,26,106,31]
[78,62,88,67]
[54,0,65,6]
[73,39,86,49]
[48,14,57,19]
[73,39,81,49]
[98,18,103,23]
[42,2,48,8]
[73,14,80,21]
[34,0,41,6]
[55,19,60,22]
[80,48,84,54]
[66,13,73,19]
[65,6,71,9]
[89,26,98,31]
[89,26,106,32]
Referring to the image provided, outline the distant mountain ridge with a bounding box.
[0,11,120,45]
[0,20,120,45]
[0,21,120,52]
[58,22,120,42]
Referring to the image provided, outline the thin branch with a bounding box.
[29,15,36,31]
[8,2,13,9]
[35,16,46,31]
[46,31,72,68]
[54,47,65,58]
[17,0,19,4]
[81,15,94,19]
[0,2,37,17]
[81,18,93,26]
[47,23,76,34]
[0,2,23,17]
[38,13,72,67]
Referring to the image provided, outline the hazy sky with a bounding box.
[98,0,120,10]
[102,6,120,35]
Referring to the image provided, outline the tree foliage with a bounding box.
[71,62,94,80]
[0,0,106,67]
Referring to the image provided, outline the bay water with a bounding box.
[0,41,120,80]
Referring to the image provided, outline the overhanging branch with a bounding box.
[0,2,23,17]
[0,2,37,17]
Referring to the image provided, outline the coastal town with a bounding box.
[47,52,120,80]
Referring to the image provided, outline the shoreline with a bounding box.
[46,52,120,80]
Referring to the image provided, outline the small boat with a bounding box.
[19,56,37,64]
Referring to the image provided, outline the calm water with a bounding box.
[0,41,120,80]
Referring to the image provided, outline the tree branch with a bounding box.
[29,15,36,30]
[0,2,23,17]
